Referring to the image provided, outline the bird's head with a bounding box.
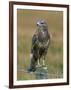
[37,20,47,26]
[36,20,48,31]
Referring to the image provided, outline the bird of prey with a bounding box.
[28,20,50,72]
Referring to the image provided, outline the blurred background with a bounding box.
[17,9,63,80]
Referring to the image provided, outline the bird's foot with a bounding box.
[36,64,42,68]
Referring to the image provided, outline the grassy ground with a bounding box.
[17,9,63,80]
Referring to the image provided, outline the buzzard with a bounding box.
[28,20,50,72]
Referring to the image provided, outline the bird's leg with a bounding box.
[42,56,45,66]
[42,59,45,66]
[36,58,41,67]
[37,50,41,67]
[37,59,40,66]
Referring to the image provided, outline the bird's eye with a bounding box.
[41,22,44,24]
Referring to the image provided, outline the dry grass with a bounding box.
[17,9,63,80]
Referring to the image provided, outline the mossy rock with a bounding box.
[35,66,48,79]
